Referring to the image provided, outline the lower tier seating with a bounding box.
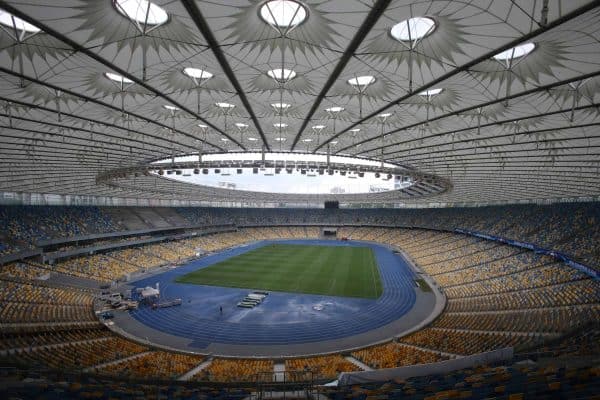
[285,355,359,381]
[195,358,274,382]
[95,351,204,380]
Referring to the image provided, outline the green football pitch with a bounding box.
[175,244,383,299]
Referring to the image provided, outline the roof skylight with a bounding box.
[390,17,435,42]
[183,67,213,80]
[419,88,443,96]
[114,0,168,26]
[267,68,297,83]
[347,76,376,87]
[259,0,307,29]
[0,10,41,33]
[105,72,133,84]
[493,43,535,61]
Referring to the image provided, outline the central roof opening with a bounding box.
[151,153,412,195]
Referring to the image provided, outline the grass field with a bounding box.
[175,244,383,299]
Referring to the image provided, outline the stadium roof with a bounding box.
[1,0,600,206]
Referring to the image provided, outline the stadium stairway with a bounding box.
[344,356,373,371]
[82,350,153,372]
[178,358,213,381]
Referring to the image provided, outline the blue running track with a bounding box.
[129,240,417,348]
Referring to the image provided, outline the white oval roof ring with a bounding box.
[114,0,169,26]
[493,43,535,61]
[105,72,134,84]
[260,0,307,29]
[183,67,213,80]
[418,88,443,96]
[267,68,297,83]
[347,76,376,87]
[391,17,435,42]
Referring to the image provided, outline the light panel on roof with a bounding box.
[390,17,435,42]
[163,105,179,111]
[235,122,248,128]
[0,10,41,33]
[274,123,288,128]
[419,88,443,96]
[105,72,133,84]
[114,0,168,25]
[326,106,344,113]
[215,102,235,109]
[260,0,307,28]
[267,68,297,83]
[271,102,291,109]
[183,67,213,80]
[347,76,376,87]
[493,43,535,61]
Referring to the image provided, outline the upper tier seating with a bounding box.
[1,203,598,269]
